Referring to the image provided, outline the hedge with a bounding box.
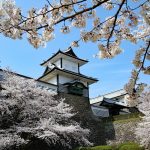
[75,142,144,150]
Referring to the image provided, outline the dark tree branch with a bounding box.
[130,0,149,11]
[106,0,126,52]
[46,0,54,8]
[8,0,87,31]
[36,0,109,30]
[133,41,150,93]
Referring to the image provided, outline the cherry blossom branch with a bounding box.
[133,41,150,89]
[125,41,150,101]
[36,0,109,30]
[46,0,54,8]
[8,0,87,31]
[129,0,149,11]
[106,0,126,52]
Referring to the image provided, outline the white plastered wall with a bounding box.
[54,59,61,68]
[37,81,57,91]
[62,59,78,73]
[47,76,57,85]
[59,75,73,84]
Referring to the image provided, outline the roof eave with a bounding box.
[40,51,88,66]
[38,68,98,84]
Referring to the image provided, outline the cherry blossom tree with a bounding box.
[0,71,91,150]
[135,87,150,149]
[0,0,149,102]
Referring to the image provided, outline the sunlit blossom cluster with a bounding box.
[0,0,149,51]
[124,41,150,105]
[103,1,114,10]
[71,40,79,47]
[97,40,122,59]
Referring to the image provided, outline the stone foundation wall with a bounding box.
[105,120,139,145]
[55,93,139,146]
[56,93,107,145]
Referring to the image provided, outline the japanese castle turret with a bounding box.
[38,47,98,97]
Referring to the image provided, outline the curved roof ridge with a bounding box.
[63,47,78,58]
[40,48,88,66]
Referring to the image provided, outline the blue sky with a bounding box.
[0,0,149,98]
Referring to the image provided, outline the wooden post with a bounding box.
[57,74,59,93]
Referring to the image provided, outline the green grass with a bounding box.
[102,113,142,124]
[113,117,141,124]
[75,146,113,150]
[75,142,144,150]
[117,142,144,150]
